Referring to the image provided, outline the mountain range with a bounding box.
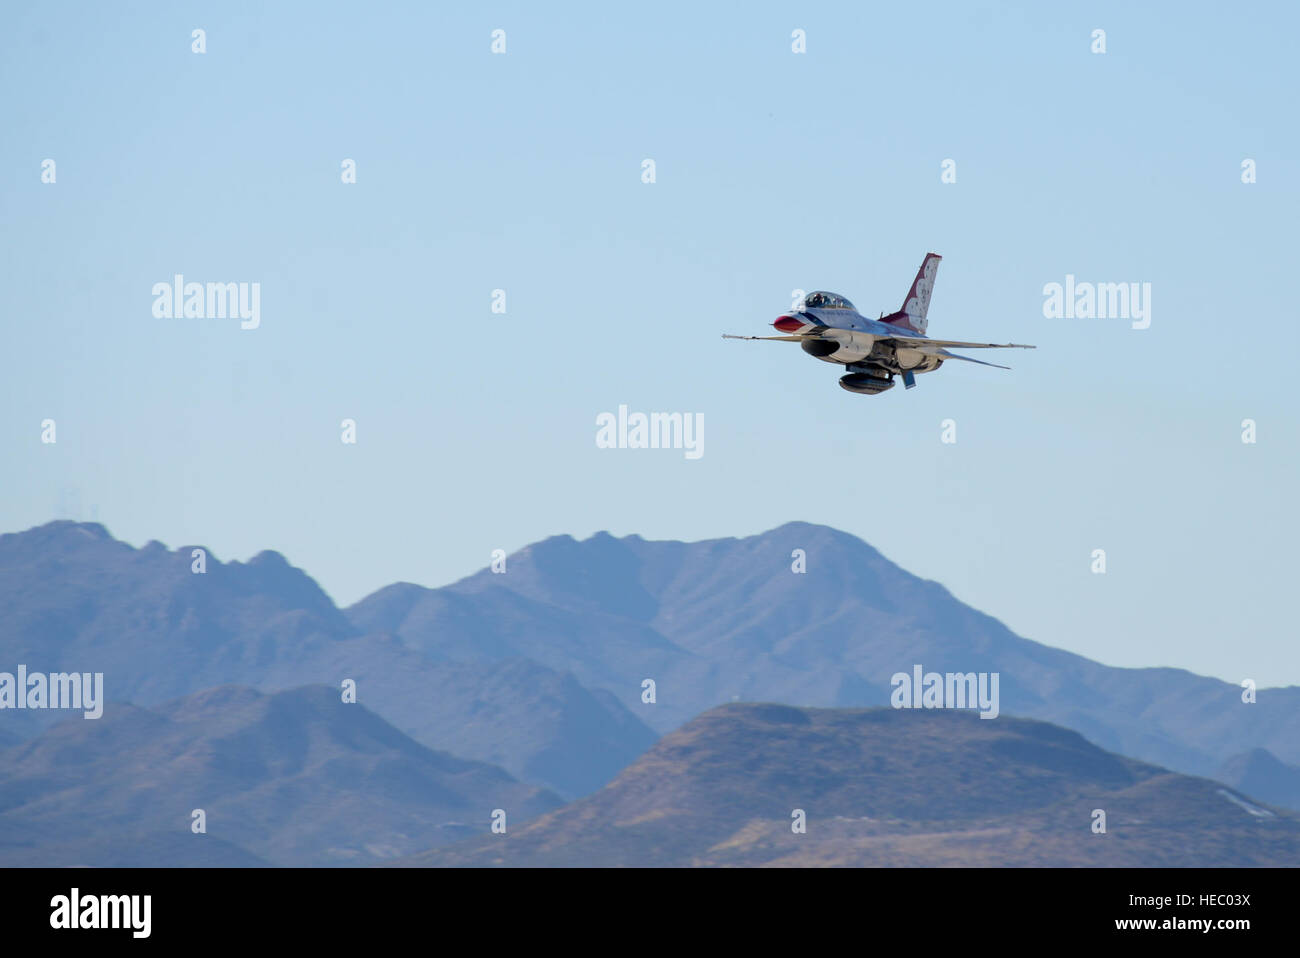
[1,517,1297,866]
[0,684,559,866]
[345,522,1300,793]
[0,522,653,799]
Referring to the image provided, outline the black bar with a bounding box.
[0,867,1287,946]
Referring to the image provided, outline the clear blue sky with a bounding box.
[3,2,1297,687]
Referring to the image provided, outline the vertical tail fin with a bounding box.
[883,253,942,335]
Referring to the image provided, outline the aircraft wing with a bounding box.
[887,337,1035,350]
[722,332,1034,371]
[724,332,1033,350]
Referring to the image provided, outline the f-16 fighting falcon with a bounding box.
[723,253,1034,394]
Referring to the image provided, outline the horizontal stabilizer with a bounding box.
[929,349,1011,370]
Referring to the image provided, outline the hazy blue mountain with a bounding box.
[349,522,1300,789]
[402,704,1300,867]
[5,519,1297,811]
[0,685,561,866]
[1216,748,1300,811]
[372,656,657,798]
[0,522,656,798]
[0,521,355,733]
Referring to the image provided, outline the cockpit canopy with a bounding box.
[801,290,855,310]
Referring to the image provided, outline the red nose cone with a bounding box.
[773,315,803,333]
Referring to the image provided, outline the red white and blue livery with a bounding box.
[724,253,1034,394]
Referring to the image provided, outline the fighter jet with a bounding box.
[723,253,1034,394]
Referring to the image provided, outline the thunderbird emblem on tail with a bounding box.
[723,253,1035,394]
